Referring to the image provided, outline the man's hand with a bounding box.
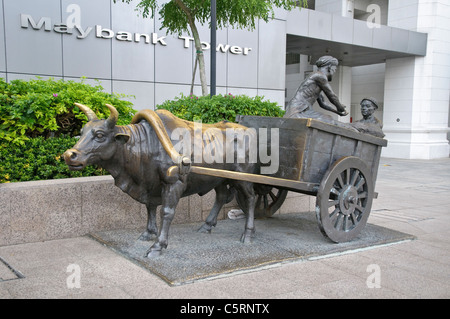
[337,108,349,116]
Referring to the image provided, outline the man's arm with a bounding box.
[317,93,348,116]
[316,75,348,115]
[317,94,337,112]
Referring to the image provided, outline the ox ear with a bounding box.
[115,133,130,144]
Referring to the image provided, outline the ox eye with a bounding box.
[94,132,105,140]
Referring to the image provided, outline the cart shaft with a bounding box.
[187,166,318,194]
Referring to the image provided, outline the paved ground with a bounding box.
[0,157,449,299]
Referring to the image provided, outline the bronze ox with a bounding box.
[64,103,257,257]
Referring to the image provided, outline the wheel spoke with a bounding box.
[263,194,269,208]
[329,207,339,219]
[345,169,351,185]
[355,204,365,214]
[350,211,358,225]
[343,216,349,231]
[355,177,366,191]
[337,174,345,189]
[328,199,339,208]
[268,190,277,202]
[358,191,368,199]
[350,170,359,186]
[330,187,341,196]
[334,214,343,229]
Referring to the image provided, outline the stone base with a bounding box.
[91,212,415,286]
[0,176,314,246]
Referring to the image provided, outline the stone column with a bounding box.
[383,0,450,159]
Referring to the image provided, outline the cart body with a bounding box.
[236,115,387,192]
[167,115,388,243]
[232,115,388,242]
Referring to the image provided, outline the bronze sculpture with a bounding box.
[64,54,388,254]
[352,98,385,138]
[284,56,357,132]
[64,103,258,257]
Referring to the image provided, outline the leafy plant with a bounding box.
[0,136,107,183]
[157,93,285,123]
[0,77,136,145]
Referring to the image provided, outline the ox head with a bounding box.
[64,103,130,171]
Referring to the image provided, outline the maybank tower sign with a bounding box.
[20,6,253,56]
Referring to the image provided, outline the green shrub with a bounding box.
[0,136,107,183]
[156,93,284,123]
[0,77,136,145]
[0,77,136,183]
[0,87,284,183]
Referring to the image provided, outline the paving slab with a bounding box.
[91,211,414,286]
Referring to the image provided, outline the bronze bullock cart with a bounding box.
[177,115,388,243]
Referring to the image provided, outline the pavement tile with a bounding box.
[0,157,449,299]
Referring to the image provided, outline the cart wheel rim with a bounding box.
[316,156,374,243]
[236,186,288,218]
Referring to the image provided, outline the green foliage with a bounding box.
[157,93,284,123]
[115,0,307,35]
[0,77,136,145]
[0,77,136,183]
[0,136,107,183]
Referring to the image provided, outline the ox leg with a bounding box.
[146,181,185,258]
[236,182,256,244]
[198,183,229,233]
[139,204,158,241]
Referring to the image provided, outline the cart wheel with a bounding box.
[236,184,288,218]
[316,156,374,243]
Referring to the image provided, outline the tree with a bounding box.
[115,0,307,96]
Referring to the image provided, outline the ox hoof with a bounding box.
[146,242,166,258]
[146,249,162,258]
[240,229,255,244]
[197,223,213,233]
[139,231,156,241]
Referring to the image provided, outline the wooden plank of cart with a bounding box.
[188,116,388,243]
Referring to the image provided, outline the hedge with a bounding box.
[1,84,285,183]
[0,77,135,183]
[0,136,106,183]
[156,93,285,123]
[0,77,136,145]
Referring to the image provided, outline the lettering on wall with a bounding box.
[20,12,252,56]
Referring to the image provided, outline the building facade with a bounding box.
[0,0,449,159]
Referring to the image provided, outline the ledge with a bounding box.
[286,8,428,67]
[0,176,313,246]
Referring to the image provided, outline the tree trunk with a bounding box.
[190,56,198,95]
[190,24,208,96]
[174,0,209,96]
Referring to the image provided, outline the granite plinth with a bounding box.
[91,212,414,286]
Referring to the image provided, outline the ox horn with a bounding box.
[105,104,119,128]
[74,103,98,121]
